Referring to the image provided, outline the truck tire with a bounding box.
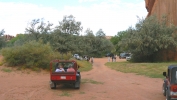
[74,74,81,89]
[74,80,80,89]
[50,82,56,89]
[162,83,166,96]
[166,89,171,100]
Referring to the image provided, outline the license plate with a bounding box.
[61,76,66,79]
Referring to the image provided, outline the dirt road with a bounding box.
[0,57,165,100]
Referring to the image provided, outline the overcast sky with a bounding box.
[0,0,148,36]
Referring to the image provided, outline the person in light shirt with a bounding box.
[67,64,75,72]
[55,65,65,72]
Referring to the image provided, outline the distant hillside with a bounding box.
[105,36,112,40]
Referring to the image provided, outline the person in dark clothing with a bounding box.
[112,55,114,62]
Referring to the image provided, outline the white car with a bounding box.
[74,54,79,58]
[73,54,82,60]
[126,54,132,61]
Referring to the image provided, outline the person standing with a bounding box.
[114,55,116,62]
[112,55,114,62]
[91,57,93,64]
[108,56,110,62]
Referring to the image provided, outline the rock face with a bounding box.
[145,0,177,61]
[145,0,177,26]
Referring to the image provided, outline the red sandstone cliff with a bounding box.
[145,0,177,26]
[145,0,177,61]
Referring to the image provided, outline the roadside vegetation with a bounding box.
[1,68,12,72]
[81,78,104,84]
[0,15,177,72]
[76,60,92,72]
[111,15,177,62]
[105,61,177,78]
[0,15,113,70]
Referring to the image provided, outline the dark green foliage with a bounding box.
[57,15,83,35]
[6,34,25,47]
[1,15,115,70]
[0,29,6,49]
[110,31,128,53]
[50,29,76,55]
[0,29,5,36]
[96,29,106,38]
[83,28,114,57]
[1,41,61,69]
[0,36,6,49]
[118,16,177,62]
[25,18,53,42]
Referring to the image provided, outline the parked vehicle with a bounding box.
[126,54,132,61]
[119,53,130,59]
[49,59,81,89]
[73,54,79,59]
[105,53,113,57]
[73,54,82,60]
[162,65,177,100]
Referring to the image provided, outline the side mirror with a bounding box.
[163,72,166,77]
[78,65,80,69]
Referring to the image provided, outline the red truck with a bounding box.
[49,59,81,89]
[162,65,177,100]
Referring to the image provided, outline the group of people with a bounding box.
[83,55,90,61]
[55,64,75,72]
[83,55,94,64]
[108,55,117,62]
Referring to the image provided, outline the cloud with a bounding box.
[78,0,98,3]
[0,1,147,36]
[0,2,62,36]
[61,1,147,36]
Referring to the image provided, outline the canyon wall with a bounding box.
[145,0,177,61]
[145,0,177,26]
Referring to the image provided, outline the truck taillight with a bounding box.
[171,85,177,92]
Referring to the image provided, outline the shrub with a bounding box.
[1,40,63,69]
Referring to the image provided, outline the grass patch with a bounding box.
[105,62,177,78]
[59,91,71,97]
[1,68,12,72]
[0,62,4,66]
[75,60,92,72]
[79,91,85,94]
[81,78,104,84]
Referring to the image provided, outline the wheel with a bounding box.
[162,83,166,96]
[74,75,81,89]
[74,80,80,89]
[50,81,56,89]
[166,89,171,100]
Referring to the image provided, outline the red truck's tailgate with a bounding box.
[51,72,76,81]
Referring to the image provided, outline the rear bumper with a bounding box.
[51,80,76,84]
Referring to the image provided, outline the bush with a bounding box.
[1,40,63,69]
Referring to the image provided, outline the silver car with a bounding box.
[126,54,132,61]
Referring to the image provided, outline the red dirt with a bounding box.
[0,56,165,100]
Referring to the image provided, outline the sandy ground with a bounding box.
[0,56,166,100]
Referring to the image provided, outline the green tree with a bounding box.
[57,15,83,35]
[110,31,128,53]
[119,16,177,62]
[0,29,5,36]
[0,29,6,49]
[25,18,53,42]
[85,28,94,37]
[50,29,76,56]
[96,29,106,38]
